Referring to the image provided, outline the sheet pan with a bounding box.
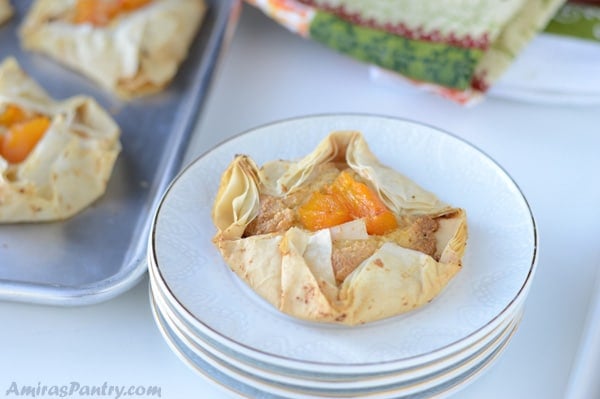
[0,0,241,305]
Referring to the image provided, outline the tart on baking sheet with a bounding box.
[0,57,121,223]
[19,0,207,98]
[212,131,468,325]
[0,0,12,25]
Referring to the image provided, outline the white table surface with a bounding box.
[2,4,600,399]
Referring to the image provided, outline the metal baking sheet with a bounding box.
[0,0,240,305]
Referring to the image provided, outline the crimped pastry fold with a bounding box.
[0,58,121,222]
[19,0,206,98]
[0,0,12,25]
[212,131,467,325]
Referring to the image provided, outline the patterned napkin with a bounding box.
[246,0,571,104]
[546,1,600,42]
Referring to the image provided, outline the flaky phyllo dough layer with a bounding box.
[212,131,468,325]
[0,58,121,222]
[19,0,206,98]
[0,0,12,25]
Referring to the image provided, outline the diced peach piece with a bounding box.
[73,0,151,26]
[331,171,398,235]
[298,191,352,231]
[121,0,152,12]
[298,171,398,235]
[364,211,398,236]
[0,104,28,126]
[1,117,51,164]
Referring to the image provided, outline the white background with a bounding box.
[1,4,600,399]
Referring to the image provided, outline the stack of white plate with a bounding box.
[147,114,537,398]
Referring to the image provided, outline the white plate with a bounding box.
[150,287,519,399]
[149,254,523,386]
[151,273,523,393]
[153,289,520,398]
[150,114,537,373]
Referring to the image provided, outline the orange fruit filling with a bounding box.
[73,0,152,26]
[0,105,51,164]
[0,104,28,126]
[298,190,353,231]
[298,171,398,235]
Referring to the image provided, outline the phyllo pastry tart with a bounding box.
[0,0,12,25]
[0,58,121,222]
[212,131,468,325]
[20,0,207,98]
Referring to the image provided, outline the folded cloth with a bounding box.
[246,0,566,104]
[545,1,600,42]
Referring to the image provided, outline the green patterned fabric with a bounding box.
[302,0,528,47]
[545,3,600,42]
[309,11,484,90]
